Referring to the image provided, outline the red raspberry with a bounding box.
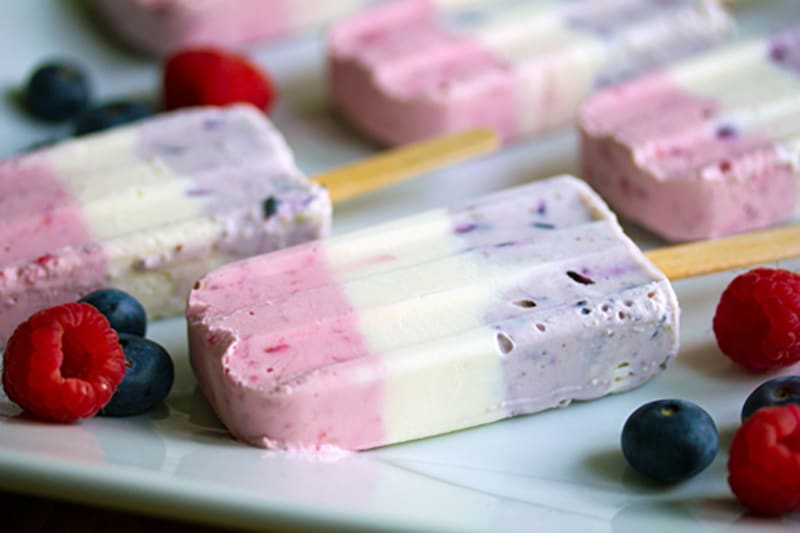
[2,303,126,422]
[162,48,277,112]
[728,404,800,515]
[712,268,800,371]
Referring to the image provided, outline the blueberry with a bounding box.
[621,399,719,484]
[101,334,174,417]
[741,376,800,421]
[74,100,154,136]
[262,196,280,218]
[22,61,90,121]
[79,288,147,337]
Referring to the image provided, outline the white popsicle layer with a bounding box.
[187,175,680,452]
[0,105,330,348]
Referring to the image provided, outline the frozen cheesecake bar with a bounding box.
[580,26,800,242]
[91,0,370,55]
[328,0,734,145]
[187,175,680,452]
[0,105,329,348]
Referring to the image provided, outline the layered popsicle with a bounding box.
[580,26,800,242]
[91,0,370,55]
[0,105,330,349]
[328,0,734,146]
[187,175,680,452]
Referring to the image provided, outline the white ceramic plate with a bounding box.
[2,1,800,531]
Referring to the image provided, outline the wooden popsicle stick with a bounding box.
[313,129,499,204]
[645,224,800,281]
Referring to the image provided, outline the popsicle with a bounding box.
[0,105,497,349]
[187,175,681,452]
[90,0,370,55]
[188,172,800,453]
[580,26,800,242]
[327,0,734,146]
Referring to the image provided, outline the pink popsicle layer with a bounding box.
[0,160,106,346]
[188,243,385,451]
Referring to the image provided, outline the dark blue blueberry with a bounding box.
[262,196,280,218]
[101,334,174,417]
[741,376,800,421]
[74,100,154,136]
[79,288,147,337]
[567,271,594,285]
[23,62,90,121]
[532,222,555,230]
[621,399,719,484]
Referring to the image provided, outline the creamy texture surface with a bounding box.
[0,105,330,348]
[187,175,680,452]
[91,0,370,55]
[580,27,800,242]
[328,0,733,145]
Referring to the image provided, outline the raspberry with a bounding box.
[712,268,800,371]
[2,303,126,422]
[162,48,276,112]
[728,404,800,515]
